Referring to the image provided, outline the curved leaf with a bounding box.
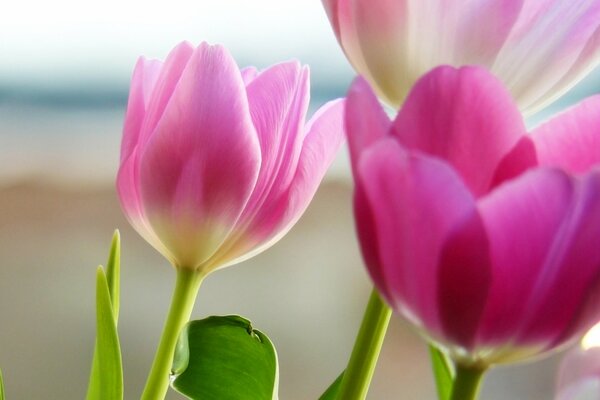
[430,345,454,400]
[171,315,278,400]
[86,231,123,400]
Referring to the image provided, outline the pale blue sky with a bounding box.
[0,0,353,88]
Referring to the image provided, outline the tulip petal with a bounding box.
[393,66,526,197]
[493,0,600,113]
[221,100,344,265]
[243,61,309,212]
[530,96,600,174]
[241,66,259,86]
[120,57,163,163]
[437,210,492,350]
[138,41,195,145]
[209,99,346,269]
[193,61,309,268]
[524,172,600,347]
[139,43,261,269]
[358,139,479,337]
[476,169,600,349]
[345,76,392,177]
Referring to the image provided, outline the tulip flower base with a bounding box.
[170,316,278,400]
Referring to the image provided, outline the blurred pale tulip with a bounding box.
[323,0,600,114]
[347,66,600,366]
[117,42,345,273]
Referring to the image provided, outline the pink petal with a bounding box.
[358,139,479,337]
[195,61,310,267]
[120,57,163,163]
[243,61,309,213]
[241,66,259,86]
[437,210,492,349]
[350,0,410,105]
[138,41,195,146]
[208,99,346,269]
[393,66,526,197]
[493,0,600,113]
[138,43,261,269]
[477,169,600,348]
[345,76,392,177]
[321,0,342,39]
[530,95,600,174]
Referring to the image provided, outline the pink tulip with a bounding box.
[117,42,345,273]
[347,66,600,366]
[323,0,600,113]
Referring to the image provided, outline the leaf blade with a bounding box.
[86,267,123,400]
[171,315,278,400]
[0,367,5,400]
[319,371,344,400]
[430,345,454,400]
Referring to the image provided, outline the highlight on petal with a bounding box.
[138,43,261,269]
[493,1,600,113]
[138,41,195,145]
[393,66,526,197]
[345,76,391,177]
[358,138,479,337]
[120,57,163,163]
[530,95,600,174]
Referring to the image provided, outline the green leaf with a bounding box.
[171,315,278,400]
[429,345,454,400]
[319,371,344,400]
[86,231,123,400]
[105,230,120,320]
[0,367,5,400]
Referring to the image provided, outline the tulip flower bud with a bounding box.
[117,42,344,273]
[347,66,600,367]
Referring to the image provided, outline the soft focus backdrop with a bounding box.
[1,1,599,398]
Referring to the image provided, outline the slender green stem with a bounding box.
[449,364,486,400]
[336,288,392,400]
[141,268,205,400]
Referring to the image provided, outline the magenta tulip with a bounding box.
[323,0,600,113]
[347,66,600,367]
[117,42,345,273]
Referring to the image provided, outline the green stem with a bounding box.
[449,364,486,400]
[141,268,205,400]
[336,288,392,400]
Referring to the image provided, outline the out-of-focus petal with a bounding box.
[557,346,600,400]
[476,169,600,351]
[323,0,600,113]
[358,139,479,337]
[139,43,261,269]
[530,96,600,174]
[493,1,600,113]
[393,66,526,197]
[345,76,391,177]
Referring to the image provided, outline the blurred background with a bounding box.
[1,1,599,399]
